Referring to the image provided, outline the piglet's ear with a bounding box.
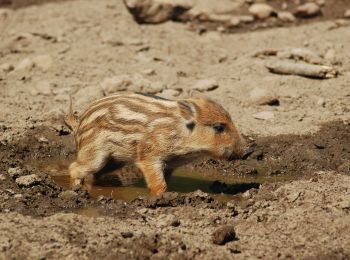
[177,100,195,120]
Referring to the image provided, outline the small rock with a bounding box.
[0,174,6,181]
[317,98,325,107]
[191,78,219,92]
[338,200,350,210]
[345,9,350,18]
[15,58,34,71]
[121,231,134,238]
[147,81,165,94]
[227,17,240,27]
[249,88,279,106]
[124,0,194,24]
[249,3,274,19]
[0,63,14,72]
[158,89,180,99]
[253,111,274,120]
[58,190,78,200]
[100,75,131,93]
[136,208,149,214]
[239,15,254,23]
[38,136,49,143]
[212,225,237,245]
[14,194,23,199]
[7,167,23,178]
[295,3,321,18]
[15,174,41,187]
[277,12,296,22]
[142,68,156,76]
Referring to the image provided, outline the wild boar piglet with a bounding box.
[65,92,249,195]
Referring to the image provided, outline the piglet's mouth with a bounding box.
[228,144,255,161]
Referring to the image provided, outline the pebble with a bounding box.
[15,58,34,71]
[239,15,254,23]
[277,12,296,22]
[15,174,41,188]
[58,190,78,200]
[317,98,326,107]
[7,167,23,179]
[253,111,274,120]
[33,55,53,71]
[124,0,194,23]
[141,68,156,76]
[295,3,321,18]
[158,89,181,99]
[212,225,237,245]
[136,208,148,214]
[249,88,279,106]
[228,17,240,27]
[248,3,274,19]
[0,174,6,181]
[345,10,350,18]
[38,136,49,143]
[14,194,23,199]
[0,63,14,73]
[191,78,219,92]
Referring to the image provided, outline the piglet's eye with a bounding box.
[213,123,226,133]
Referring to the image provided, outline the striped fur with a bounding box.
[66,92,246,195]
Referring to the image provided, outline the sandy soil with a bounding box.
[1,0,350,259]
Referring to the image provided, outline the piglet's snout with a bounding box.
[228,143,255,161]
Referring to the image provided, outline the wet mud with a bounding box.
[1,120,349,217]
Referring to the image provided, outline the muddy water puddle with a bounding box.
[35,159,299,203]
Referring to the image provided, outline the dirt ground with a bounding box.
[1,0,350,259]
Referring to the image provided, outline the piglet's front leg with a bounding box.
[136,159,167,196]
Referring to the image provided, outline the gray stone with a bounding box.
[191,78,219,92]
[253,111,274,120]
[249,88,279,106]
[0,63,14,72]
[124,0,194,24]
[249,3,274,19]
[277,11,296,22]
[7,167,23,179]
[295,3,321,18]
[212,225,237,245]
[15,174,41,187]
[158,89,180,99]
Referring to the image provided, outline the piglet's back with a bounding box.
[75,93,180,153]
